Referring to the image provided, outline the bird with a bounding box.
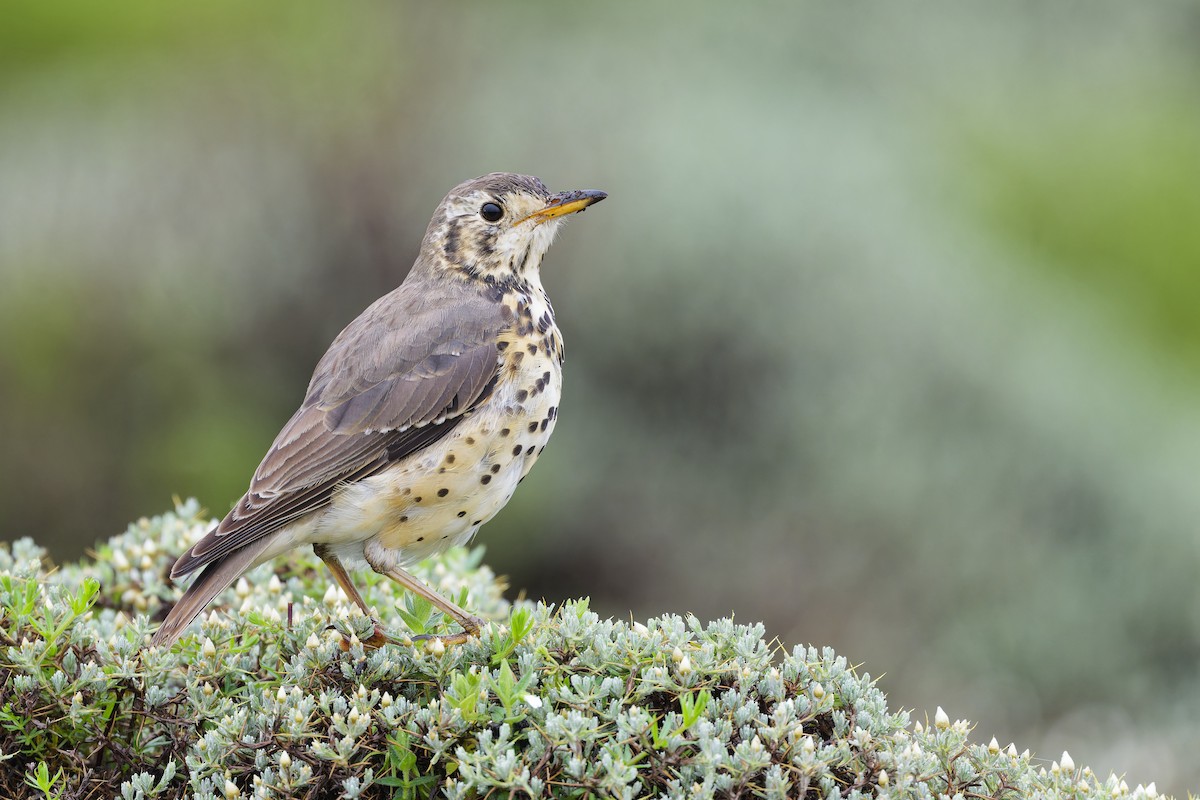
[151,172,606,648]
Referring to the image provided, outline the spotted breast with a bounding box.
[316,280,564,572]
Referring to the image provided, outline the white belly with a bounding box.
[308,348,562,571]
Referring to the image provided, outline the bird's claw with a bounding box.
[333,616,484,651]
[333,621,395,652]
[412,615,485,648]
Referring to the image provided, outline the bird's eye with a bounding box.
[480,202,504,223]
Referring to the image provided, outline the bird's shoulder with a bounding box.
[303,274,511,435]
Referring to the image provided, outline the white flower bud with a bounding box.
[934,707,949,729]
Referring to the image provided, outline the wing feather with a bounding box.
[171,277,507,578]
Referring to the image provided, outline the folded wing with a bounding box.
[170,278,506,578]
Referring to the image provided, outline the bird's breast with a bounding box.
[322,296,564,568]
[499,287,564,367]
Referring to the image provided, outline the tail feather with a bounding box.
[151,538,273,648]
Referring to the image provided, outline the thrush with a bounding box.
[151,173,606,648]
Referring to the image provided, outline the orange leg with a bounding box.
[314,545,390,648]
[316,545,483,647]
[379,565,484,645]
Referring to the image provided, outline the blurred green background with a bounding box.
[4,1,1200,792]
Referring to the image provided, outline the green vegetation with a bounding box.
[961,102,1200,375]
[0,504,1169,798]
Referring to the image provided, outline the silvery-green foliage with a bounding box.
[0,503,1169,798]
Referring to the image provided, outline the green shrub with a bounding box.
[0,502,1169,799]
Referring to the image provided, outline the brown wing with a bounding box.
[171,277,506,578]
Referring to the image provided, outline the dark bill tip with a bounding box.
[521,189,607,224]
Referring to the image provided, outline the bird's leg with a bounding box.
[378,565,485,646]
[314,545,390,648]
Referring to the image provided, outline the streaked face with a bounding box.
[422,173,605,283]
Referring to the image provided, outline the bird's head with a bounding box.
[418,172,606,286]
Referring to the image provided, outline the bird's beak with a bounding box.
[518,189,607,226]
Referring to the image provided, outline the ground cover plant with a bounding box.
[0,502,1170,798]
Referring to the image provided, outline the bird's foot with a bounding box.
[334,620,395,651]
[360,623,393,649]
[412,615,486,649]
[334,616,485,651]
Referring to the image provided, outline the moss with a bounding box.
[0,502,1169,799]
